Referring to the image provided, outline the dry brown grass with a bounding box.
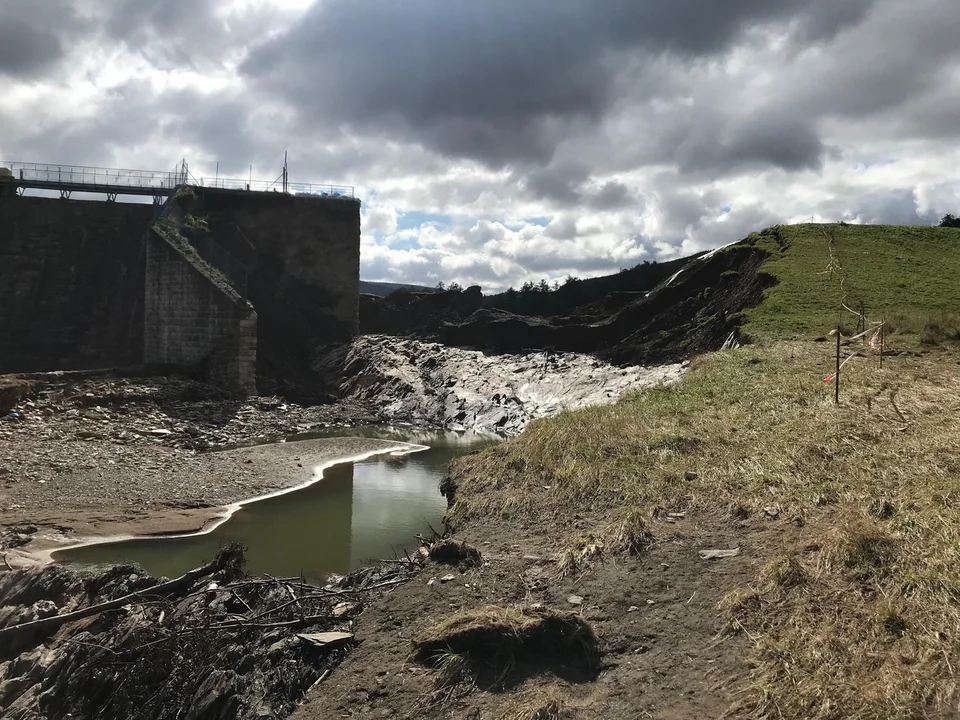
[413,605,599,694]
[555,509,653,578]
[450,341,960,718]
[498,687,582,720]
[884,309,960,345]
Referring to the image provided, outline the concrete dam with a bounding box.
[0,163,361,397]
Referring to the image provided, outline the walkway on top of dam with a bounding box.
[0,161,356,202]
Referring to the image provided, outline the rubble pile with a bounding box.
[0,546,421,720]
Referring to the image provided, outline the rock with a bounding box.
[295,632,355,648]
[236,654,257,675]
[567,595,584,606]
[764,506,780,518]
[266,637,297,660]
[332,602,358,617]
[698,548,741,560]
[186,670,238,720]
[439,574,456,584]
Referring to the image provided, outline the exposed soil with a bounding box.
[314,336,683,435]
[291,511,816,719]
[1,340,676,560]
[0,373,414,563]
[0,243,788,718]
[358,242,774,367]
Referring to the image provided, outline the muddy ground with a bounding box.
[1,340,678,561]
[292,511,815,720]
[0,339,705,719]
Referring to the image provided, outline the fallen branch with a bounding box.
[208,613,329,632]
[0,552,229,643]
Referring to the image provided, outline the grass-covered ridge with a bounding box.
[743,223,960,339]
[451,342,960,717]
[444,221,960,717]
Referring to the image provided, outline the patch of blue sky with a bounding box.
[502,215,552,231]
[397,210,452,231]
[382,236,422,251]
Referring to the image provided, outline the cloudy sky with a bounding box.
[2,0,959,290]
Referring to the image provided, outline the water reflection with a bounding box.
[55,428,495,581]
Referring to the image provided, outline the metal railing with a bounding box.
[197,177,355,198]
[0,161,185,190]
[0,160,355,200]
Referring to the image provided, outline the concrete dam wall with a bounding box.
[0,188,361,396]
[0,198,153,372]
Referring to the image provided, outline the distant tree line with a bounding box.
[940,214,960,229]
[483,255,698,317]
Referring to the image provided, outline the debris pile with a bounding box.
[0,546,420,720]
[315,336,684,435]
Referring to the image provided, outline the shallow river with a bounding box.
[54,427,495,581]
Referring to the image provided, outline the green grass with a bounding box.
[744,223,960,339]
[450,341,960,718]
[443,220,960,717]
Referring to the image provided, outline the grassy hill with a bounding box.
[743,223,960,339]
[434,222,960,718]
[359,280,437,297]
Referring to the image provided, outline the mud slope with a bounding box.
[437,242,774,364]
[313,336,683,435]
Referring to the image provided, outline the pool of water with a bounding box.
[54,427,495,581]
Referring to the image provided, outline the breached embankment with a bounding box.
[314,335,684,436]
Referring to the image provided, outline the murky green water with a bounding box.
[54,427,495,582]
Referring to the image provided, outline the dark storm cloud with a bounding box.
[842,190,937,226]
[99,0,281,70]
[776,0,960,121]
[241,0,879,169]
[0,1,86,78]
[587,181,636,211]
[674,109,827,175]
[519,164,591,204]
[789,0,878,44]
[0,17,63,78]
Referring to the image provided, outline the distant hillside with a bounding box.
[359,280,437,297]
[743,223,960,338]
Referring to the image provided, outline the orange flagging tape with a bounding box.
[823,353,858,383]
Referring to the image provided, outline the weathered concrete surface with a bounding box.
[196,189,362,397]
[0,197,153,373]
[315,335,685,435]
[145,194,258,394]
[0,188,362,398]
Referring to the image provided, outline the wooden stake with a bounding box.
[879,318,885,368]
[835,325,841,405]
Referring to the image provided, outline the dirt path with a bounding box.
[292,512,814,719]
